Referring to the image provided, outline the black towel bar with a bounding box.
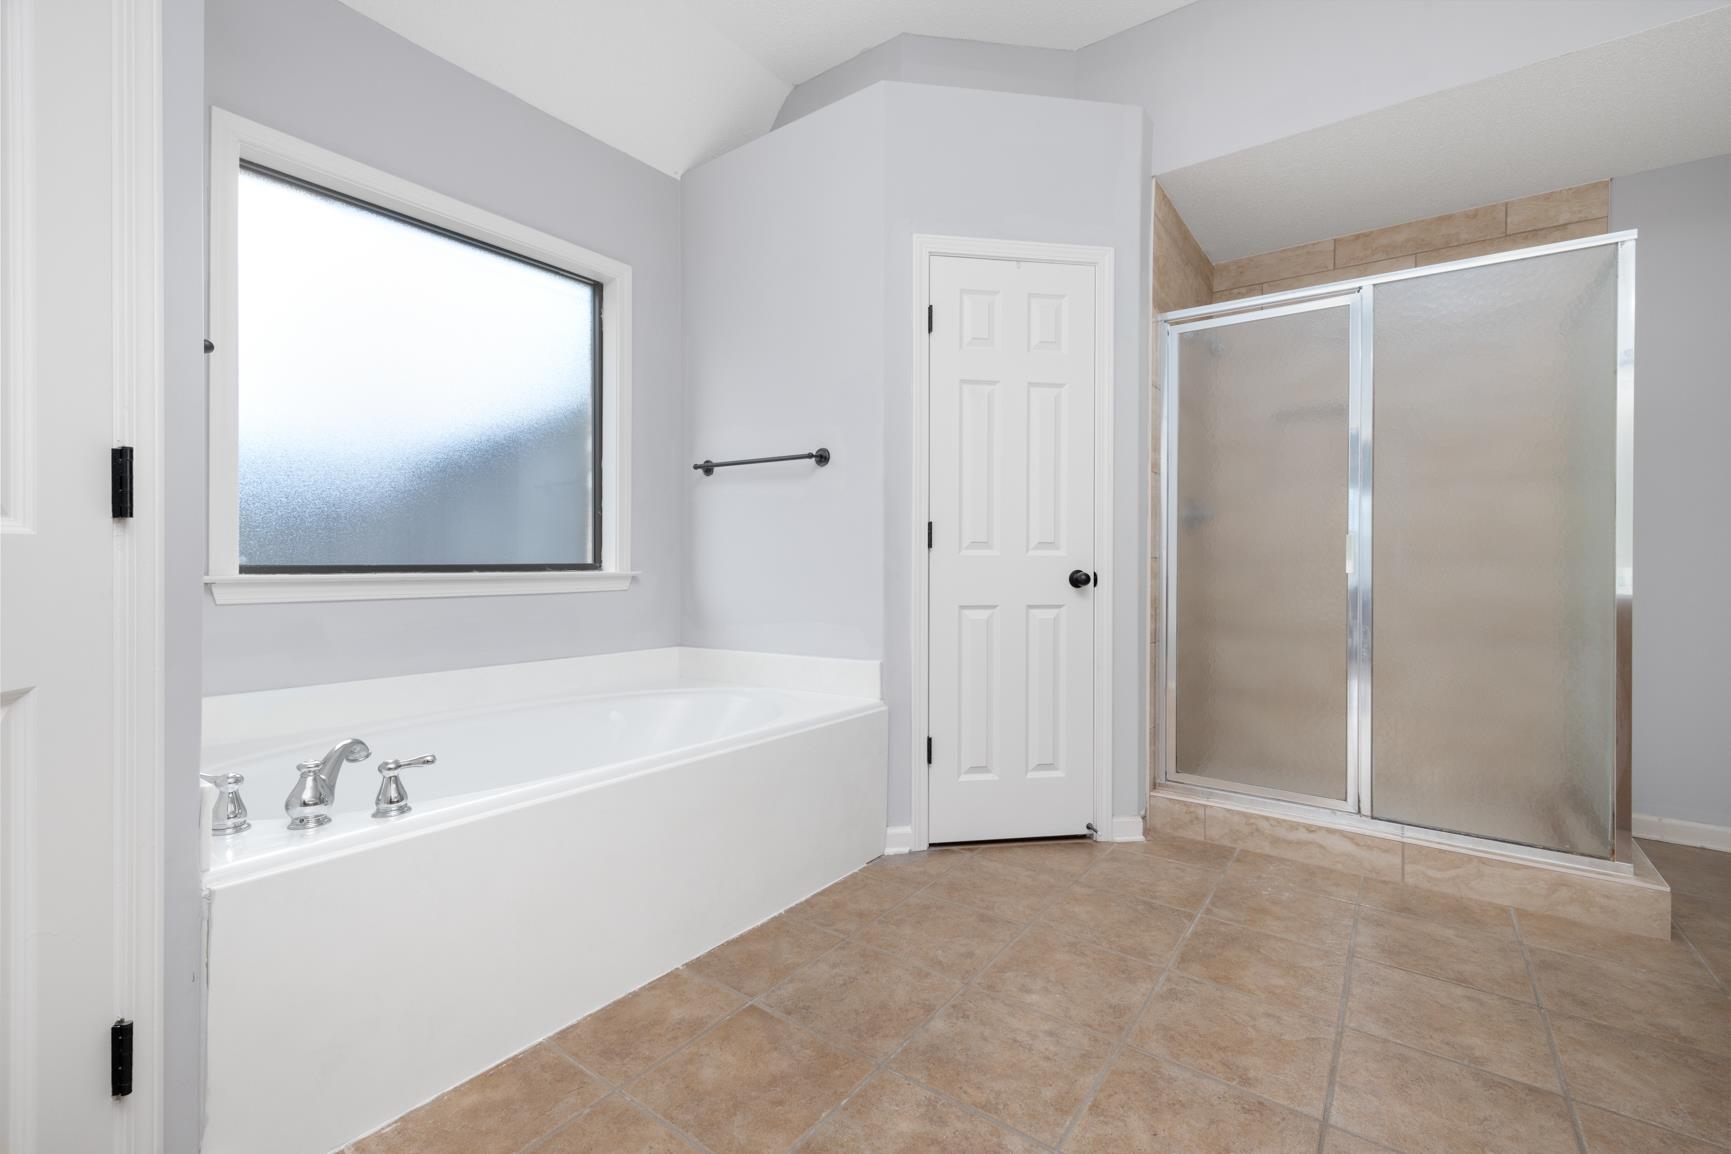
[693,448,831,477]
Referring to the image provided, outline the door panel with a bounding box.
[1170,302,1353,803]
[928,255,1096,843]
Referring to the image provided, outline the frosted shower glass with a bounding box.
[236,166,598,570]
[1173,305,1351,801]
[1371,247,1618,856]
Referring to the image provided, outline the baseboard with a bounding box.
[1110,815,1145,842]
[883,825,914,855]
[1632,814,1731,852]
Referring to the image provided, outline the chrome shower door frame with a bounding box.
[1158,291,1368,813]
[1156,230,1635,864]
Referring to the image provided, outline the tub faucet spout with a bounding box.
[284,738,370,830]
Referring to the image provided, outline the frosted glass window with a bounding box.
[236,165,599,571]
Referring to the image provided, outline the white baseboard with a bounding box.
[883,825,914,855]
[1110,815,1145,843]
[1632,813,1731,852]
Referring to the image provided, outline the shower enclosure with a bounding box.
[1157,233,1633,863]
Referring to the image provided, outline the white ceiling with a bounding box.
[1159,6,1731,261]
[681,0,1198,84]
[338,0,1196,176]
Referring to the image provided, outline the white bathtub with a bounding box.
[201,649,887,1154]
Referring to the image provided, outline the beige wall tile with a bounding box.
[1260,256,1416,294]
[1414,217,1606,266]
[1211,284,1264,303]
[1334,202,1505,266]
[1203,807,1402,881]
[1506,181,1609,233]
[1403,843,1671,939]
[1213,239,1335,291]
[1146,791,1205,839]
[1154,182,1215,313]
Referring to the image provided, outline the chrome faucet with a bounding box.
[284,738,371,830]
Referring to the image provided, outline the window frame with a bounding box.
[206,108,634,604]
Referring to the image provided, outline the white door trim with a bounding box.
[910,234,1115,852]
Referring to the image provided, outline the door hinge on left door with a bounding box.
[927,304,933,334]
[111,446,134,518]
[111,1018,133,1098]
[926,737,933,765]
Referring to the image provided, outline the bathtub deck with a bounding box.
[344,837,1730,1154]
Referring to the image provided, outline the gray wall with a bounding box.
[686,82,1151,828]
[163,1,205,1147]
[681,90,888,657]
[775,35,1076,129]
[203,0,684,693]
[1611,155,1731,828]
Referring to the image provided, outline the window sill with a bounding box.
[205,570,638,605]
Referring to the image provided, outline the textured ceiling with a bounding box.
[1159,6,1731,261]
[681,0,1198,83]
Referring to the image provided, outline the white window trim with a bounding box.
[205,108,633,605]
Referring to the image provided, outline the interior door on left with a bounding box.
[2,0,151,1147]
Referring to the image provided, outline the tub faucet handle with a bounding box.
[373,754,435,820]
[200,772,251,835]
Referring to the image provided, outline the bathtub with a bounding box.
[201,648,887,1154]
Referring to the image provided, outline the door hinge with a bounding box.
[1092,570,1099,590]
[926,736,933,765]
[926,304,933,334]
[927,520,933,549]
[111,1018,133,1098]
[111,446,134,519]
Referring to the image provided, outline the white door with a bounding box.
[2,0,159,1148]
[927,255,1098,843]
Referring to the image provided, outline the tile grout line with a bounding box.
[1512,908,1591,1154]
[1051,845,1242,1150]
[1312,875,1365,1154]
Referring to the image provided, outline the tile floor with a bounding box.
[349,835,1730,1154]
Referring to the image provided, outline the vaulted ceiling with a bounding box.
[336,0,1196,176]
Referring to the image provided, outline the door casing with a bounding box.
[908,234,1115,853]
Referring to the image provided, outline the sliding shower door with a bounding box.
[1369,245,1621,857]
[1165,298,1358,806]
[1160,235,1629,860]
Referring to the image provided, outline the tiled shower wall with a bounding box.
[1150,183,1214,771]
[1211,181,1610,302]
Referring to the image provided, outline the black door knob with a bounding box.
[1068,569,1093,589]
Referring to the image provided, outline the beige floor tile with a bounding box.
[1517,909,1718,987]
[537,1096,691,1154]
[630,1006,871,1154]
[1175,918,1346,1020]
[1323,1131,1399,1154]
[1529,945,1729,1056]
[1036,883,1194,965]
[1118,831,1238,871]
[1573,1101,1729,1154]
[974,838,1112,880]
[686,913,843,997]
[788,871,922,936]
[1354,906,1534,1001]
[551,969,744,1084]
[1205,869,1358,949]
[1076,850,1222,912]
[975,926,1161,1033]
[759,940,960,1059]
[1672,891,1731,947]
[1066,1049,1321,1154]
[889,989,1115,1145]
[1230,850,1365,902]
[798,1072,1042,1154]
[920,853,1074,923]
[1130,974,1336,1115]
[1688,934,1731,986]
[1551,1012,1731,1144]
[853,890,1023,980]
[1359,878,1514,938]
[864,848,968,883]
[1345,959,1557,1089]
[353,1043,605,1154]
[1329,1031,1577,1154]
